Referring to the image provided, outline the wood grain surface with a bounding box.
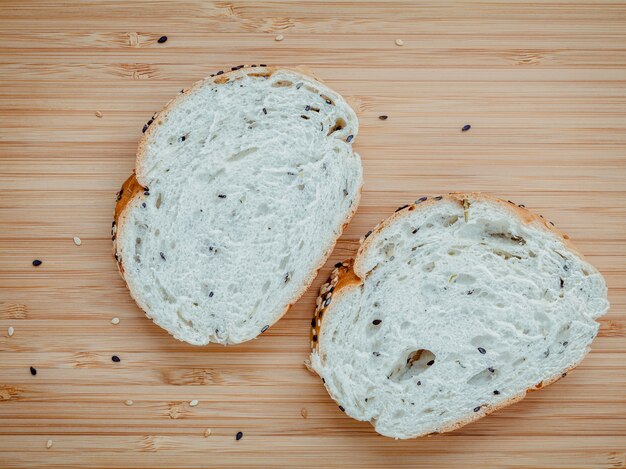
[1,1,625,468]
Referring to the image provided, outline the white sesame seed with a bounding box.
[395,39,404,46]
[73,236,82,246]
[125,399,133,406]
[204,428,212,437]
[95,111,103,118]
[46,439,53,449]
[275,34,284,41]
[111,317,120,325]
[7,326,14,337]
[189,399,199,407]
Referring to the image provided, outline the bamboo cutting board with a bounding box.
[1,1,625,468]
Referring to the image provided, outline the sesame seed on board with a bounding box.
[125,399,134,406]
[235,431,243,441]
[301,408,308,419]
[32,259,42,266]
[7,326,14,337]
[275,34,284,41]
[30,366,37,376]
[204,428,212,437]
[395,39,404,46]
[111,317,120,325]
[157,35,168,44]
[462,124,472,132]
[46,439,53,449]
[189,399,199,407]
[94,111,103,118]
[73,236,82,246]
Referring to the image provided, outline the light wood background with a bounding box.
[1,1,625,468]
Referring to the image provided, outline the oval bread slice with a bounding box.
[309,193,609,439]
[113,66,362,345]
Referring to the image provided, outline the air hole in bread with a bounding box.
[327,118,346,136]
[467,368,497,386]
[228,146,258,162]
[272,80,293,88]
[262,280,271,293]
[156,193,162,209]
[154,229,160,237]
[422,261,435,273]
[389,349,436,383]
[444,215,459,227]
[176,310,194,328]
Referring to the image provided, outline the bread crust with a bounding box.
[310,192,601,438]
[113,65,362,345]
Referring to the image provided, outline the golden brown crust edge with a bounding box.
[310,192,599,438]
[113,64,362,345]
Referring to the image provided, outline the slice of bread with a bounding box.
[113,66,362,345]
[309,193,609,439]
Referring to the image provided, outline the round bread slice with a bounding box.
[113,66,362,345]
[309,193,609,439]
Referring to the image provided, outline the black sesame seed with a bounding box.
[473,406,480,412]
[334,262,343,268]
[320,123,323,131]
[488,367,495,373]
[32,259,42,267]
[378,115,388,120]
[218,194,226,198]
[364,230,373,239]
[338,405,345,412]
[493,390,500,395]
[181,135,186,141]
[144,191,150,196]
[549,221,555,226]
[235,431,243,441]
[427,360,435,366]
[412,228,419,234]
[142,124,148,133]
[325,99,332,105]
[395,204,409,213]
[30,366,37,376]
[346,135,354,143]
[478,347,486,354]
[434,196,443,200]
[157,36,168,44]
[261,325,269,333]
[416,196,427,204]
[324,297,331,307]
[519,204,526,208]
[311,318,316,327]
[322,378,325,383]
[260,64,267,67]
[262,108,267,115]
[462,124,471,132]
[563,341,568,346]
[209,291,214,298]
[160,252,166,260]
[112,355,120,362]
[312,335,318,342]
[372,319,382,325]
[560,278,564,288]
[417,381,421,386]
[343,189,348,196]
[562,373,567,377]
[216,70,224,75]
[142,202,146,208]
[305,105,311,111]
[251,64,257,67]
[373,352,381,357]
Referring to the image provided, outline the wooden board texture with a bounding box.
[1,1,625,468]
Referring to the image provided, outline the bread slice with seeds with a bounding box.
[113,66,362,345]
[309,193,609,439]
